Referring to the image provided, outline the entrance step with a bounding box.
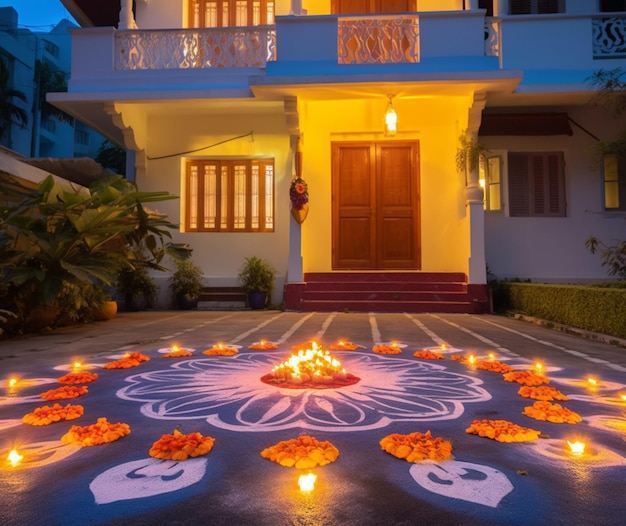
[286,272,489,313]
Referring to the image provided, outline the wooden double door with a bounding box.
[332,0,417,13]
[332,141,421,270]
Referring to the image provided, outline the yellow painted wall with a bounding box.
[299,95,472,274]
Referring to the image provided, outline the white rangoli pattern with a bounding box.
[117,352,491,432]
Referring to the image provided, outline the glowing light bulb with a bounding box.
[567,440,586,456]
[7,449,23,467]
[298,472,317,492]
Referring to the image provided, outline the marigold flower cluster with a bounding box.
[372,344,402,354]
[22,403,84,426]
[412,350,444,360]
[517,386,569,401]
[57,372,99,384]
[503,370,549,386]
[203,346,238,356]
[450,354,470,363]
[329,340,361,351]
[379,431,453,463]
[103,352,150,369]
[39,385,88,400]
[522,401,583,424]
[465,419,541,442]
[162,349,193,358]
[260,435,339,469]
[61,417,130,447]
[475,360,515,373]
[248,341,278,350]
[149,429,215,460]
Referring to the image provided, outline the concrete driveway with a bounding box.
[1,311,625,526]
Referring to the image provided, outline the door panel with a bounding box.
[332,141,420,270]
[332,0,415,14]
[332,143,376,268]
[378,143,418,268]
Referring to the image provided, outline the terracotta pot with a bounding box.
[291,203,309,224]
[92,300,118,321]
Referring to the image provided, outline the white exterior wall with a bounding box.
[135,108,292,307]
[483,106,626,283]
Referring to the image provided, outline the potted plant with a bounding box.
[118,264,157,311]
[169,258,203,310]
[238,256,276,310]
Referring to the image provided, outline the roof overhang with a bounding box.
[60,0,121,27]
[479,112,574,136]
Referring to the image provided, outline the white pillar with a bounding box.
[119,0,138,30]
[465,0,479,10]
[495,0,509,16]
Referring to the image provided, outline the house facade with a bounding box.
[53,0,626,312]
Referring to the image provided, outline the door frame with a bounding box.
[331,140,421,270]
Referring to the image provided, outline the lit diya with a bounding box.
[248,340,278,350]
[261,343,359,389]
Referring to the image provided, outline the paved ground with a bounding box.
[1,311,625,526]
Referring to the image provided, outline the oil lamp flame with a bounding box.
[488,352,496,361]
[298,472,317,492]
[567,440,586,455]
[441,343,447,351]
[172,345,180,352]
[468,354,476,365]
[8,377,18,388]
[73,361,82,370]
[535,362,543,372]
[7,449,23,467]
[620,393,626,402]
[587,377,598,386]
[270,346,347,384]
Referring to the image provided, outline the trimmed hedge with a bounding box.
[495,282,626,339]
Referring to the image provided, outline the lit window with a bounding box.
[507,152,566,217]
[480,155,502,211]
[603,154,626,210]
[185,159,274,232]
[189,0,275,28]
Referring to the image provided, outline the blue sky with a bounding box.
[0,0,77,30]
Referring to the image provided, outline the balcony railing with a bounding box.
[114,26,276,70]
[337,16,419,64]
[592,16,626,58]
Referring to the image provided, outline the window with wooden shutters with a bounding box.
[189,0,275,28]
[603,154,626,210]
[510,0,563,14]
[508,152,566,217]
[185,159,274,232]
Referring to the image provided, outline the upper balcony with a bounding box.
[64,10,626,99]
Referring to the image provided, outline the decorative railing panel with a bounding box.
[338,16,419,64]
[484,19,500,58]
[592,16,626,58]
[115,27,276,70]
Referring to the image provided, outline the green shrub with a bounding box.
[497,282,626,339]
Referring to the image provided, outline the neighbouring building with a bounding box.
[0,7,103,161]
[51,0,626,312]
